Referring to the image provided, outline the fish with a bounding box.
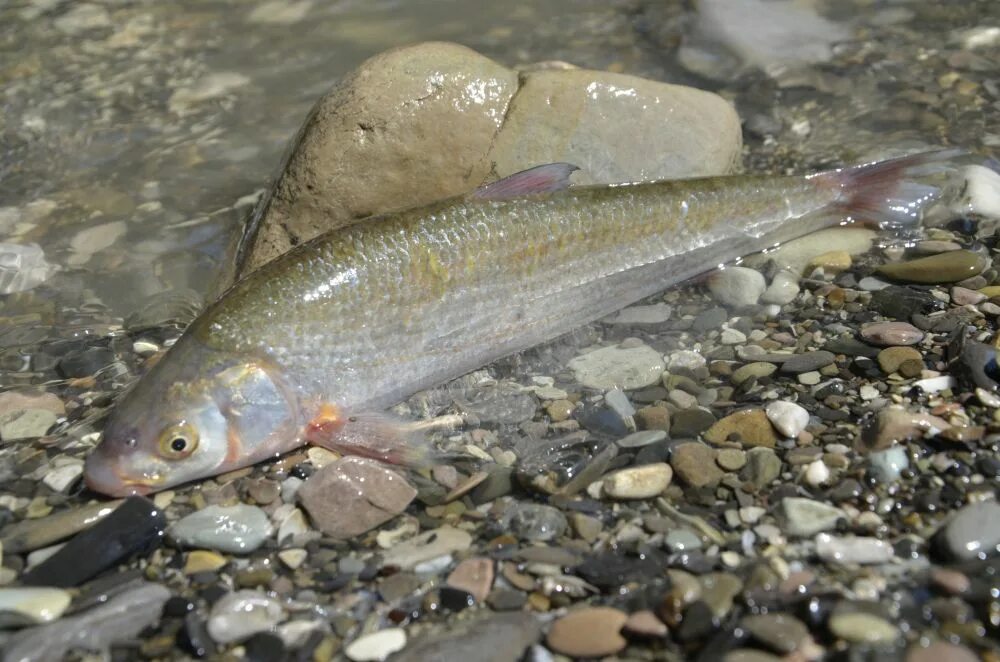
[84,150,960,496]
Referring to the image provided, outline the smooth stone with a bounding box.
[868,446,909,483]
[877,346,923,374]
[169,504,273,554]
[731,362,777,385]
[720,328,747,344]
[951,286,986,305]
[828,610,899,644]
[780,351,835,374]
[668,349,708,373]
[604,388,635,420]
[345,628,407,662]
[568,342,666,390]
[502,503,567,542]
[861,321,924,346]
[778,498,844,537]
[207,590,286,645]
[42,461,83,493]
[0,408,58,442]
[764,401,809,439]
[21,497,165,588]
[671,407,717,436]
[617,429,667,448]
[277,549,307,570]
[804,460,830,487]
[0,391,65,418]
[703,409,778,448]
[623,610,668,637]
[0,588,72,627]
[858,408,950,452]
[609,303,673,325]
[938,500,1000,560]
[393,613,541,662]
[741,613,808,654]
[382,526,472,569]
[0,500,122,554]
[700,572,743,617]
[707,267,766,307]
[815,533,894,565]
[744,228,875,274]
[183,550,228,575]
[761,270,800,305]
[739,447,781,489]
[2,583,169,662]
[716,448,747,471]
[603,463,672,499]
[808,250,851,273]
[723,650,783,662]
[546,607,628,658]
[297,456,415,539]
[634,405,671,433]
[233,42,740,281]
[446,558,494,603]
[665,528,702,552]
[906,641,980,662]
[877,250,988,284]
[949,164,1000,220]
[858,276,892,291]
[671,443,723,488]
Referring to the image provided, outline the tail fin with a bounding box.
[813,149,965,228]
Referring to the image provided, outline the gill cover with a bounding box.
[84,334,299,496]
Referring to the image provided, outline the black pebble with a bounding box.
[245,633,287,662]
[21,496,165,588]
[439,587,475,611]
[163,596,196,618]
[675,601,718,642]
[179,612,215,658]
[56,346,116,378]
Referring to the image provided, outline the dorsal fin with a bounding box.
[471,163,579,200]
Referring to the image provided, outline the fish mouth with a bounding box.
[83,452,163,498]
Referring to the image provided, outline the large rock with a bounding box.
[231,42,741,281]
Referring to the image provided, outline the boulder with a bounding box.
[230,41,741,282]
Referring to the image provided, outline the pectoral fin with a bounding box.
[470,163,579,200]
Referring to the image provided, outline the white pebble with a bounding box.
[708,266,766,307]
[950,165,1000,221]
[602,463,673,499]
[804,460,830,487]
[765,401,809,438]
[345,628,408,661]
[720,327,747,344]
[761,270,800,305]
[815,533,894,565]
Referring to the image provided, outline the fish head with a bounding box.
[85,335,301,496]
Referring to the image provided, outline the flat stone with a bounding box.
[0,390,65,417]
[0,587,72,627]
[780,351,835,374]
[345,628,407,662]
[861,321,924,346]
[382,526,472,569]
[21,497,165,588]
[1,583,170,662]
[778,497,845,537]
[169,504,273,554]
[0,408,57,441]
[741,613,809,654]
[603,463,672,499]
[815,534,895,564]
[393,612,541,662]
[617,429,667,448]
[671,442,723,488]
[446,558,494,603]
[546,607,628,658]
[938,500,1000,561]
[828,610,899,644]
[877,250,988,284]
[568,342,666,391]
[609,303,673,325]
[764,401,809,438]
[704,409,778,448]
[731,362,777,385]
[0,500,123,553]
[707,267,766,307]
[297,457,415,539]
[671,408,717,436]
[716,448,747,471]
[207,590,286,645]
[906,641,980,662]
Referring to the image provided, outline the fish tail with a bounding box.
[813,148,965,228]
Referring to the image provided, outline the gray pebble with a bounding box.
[169,504,273,554]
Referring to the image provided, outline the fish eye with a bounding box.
[158,423,199,460]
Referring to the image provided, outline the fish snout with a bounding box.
[83,449,151,497]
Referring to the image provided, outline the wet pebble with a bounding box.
[739,447,781,488]
[671,443,723,488]
[617,429,667,448]
[603,463,672,499]
[446,557,494,603]
[546,607,628,658]
[778,498,844,537]
[764,401,808,438]
[297,456,415,538]
[708,266,766,306]
[868,446,909,483]
[502,503,567,541]
[704,409,778,448]
[780,351,835,374]
[815,533,894,564]
[938,500,1000,560]
[393,612,540,662]
[0,587,71,627]
[382,526,472,569]
[731,362,777,385]
[828,609,899,644]
[741,613,808,654]
[761,270,799,305]
[0,409,58,441]
[877,250,988,284]
[0,500,123,554]
[861,321,924,346]
[207,590,286,644]
[905,641,980,662]
[22,496,165,587]
[345,628,407,661]
[169,503,273,554]
[568,341,666,390]
[609,302,672,325]
[877,346,923,374]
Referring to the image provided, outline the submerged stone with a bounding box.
[877,250,988,284]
